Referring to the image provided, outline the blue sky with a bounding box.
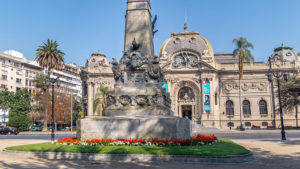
[0,0,299,66]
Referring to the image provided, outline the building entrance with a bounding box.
[182,105,192,120]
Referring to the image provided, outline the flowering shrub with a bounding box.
[57,134,218,146]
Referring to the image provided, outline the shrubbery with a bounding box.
[0,89,32,131]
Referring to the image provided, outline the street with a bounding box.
[0,129,299,169]
[1,129,299,140]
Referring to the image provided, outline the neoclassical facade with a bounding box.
[81,24,300,129]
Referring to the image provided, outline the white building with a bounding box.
[0,50,82,125]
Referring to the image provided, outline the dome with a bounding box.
[159,24,214,58]
[271,45,299,62]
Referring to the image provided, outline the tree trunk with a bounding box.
[295,100,298,129]
[42,71,51,131]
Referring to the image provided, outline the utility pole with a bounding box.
[71,94,73,132]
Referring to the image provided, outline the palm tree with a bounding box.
[93,86,109,116]
[232,37,254,130]
[35,39,65,131]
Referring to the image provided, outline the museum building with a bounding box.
[81,24,300,129]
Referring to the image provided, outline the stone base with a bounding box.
[103,105,173,116]
[77,116,191,140]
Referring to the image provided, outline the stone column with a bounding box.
[87,82,94,117]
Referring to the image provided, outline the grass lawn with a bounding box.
[5,138,250,156]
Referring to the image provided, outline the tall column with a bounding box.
[124,0,154,58]
[87,82,94,116]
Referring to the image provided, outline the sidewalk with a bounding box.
[0,139,299,169]
[19,131,76,135]
[193,128,300,134]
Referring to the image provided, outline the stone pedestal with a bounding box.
[77,116,191,140]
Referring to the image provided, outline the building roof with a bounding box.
[214,53,238,64]
[159,23,214,58]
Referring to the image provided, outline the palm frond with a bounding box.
[93,98,100,113]
[232,37,254,63]
[35,38,65,71]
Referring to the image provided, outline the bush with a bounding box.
[7,114,31,131]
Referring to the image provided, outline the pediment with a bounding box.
[85,53,113,74]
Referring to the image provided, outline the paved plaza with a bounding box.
[0,130,299,169]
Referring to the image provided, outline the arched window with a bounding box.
[243,100,251,115]
[178,87,194,101]
[226,100,234,116]
[259,100,268,115]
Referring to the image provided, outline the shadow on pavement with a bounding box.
[0,148,300,169]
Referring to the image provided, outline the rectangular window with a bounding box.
[16,69,22,75]
[25,71,28,77]
[0,59,5,64]
[16,87,21,91]
[245,122,251,127]
[29,81,32,86]
[227,122,234,127]
[1,66,8,72]
[262,122,268,126]
[16,78,22,83]
[14,62,20,68]
[25,79,28,86]
[1,84,6,89]
[2,75,7,80]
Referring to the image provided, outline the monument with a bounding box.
[77,0,191,140]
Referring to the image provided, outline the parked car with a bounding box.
[9,127,19,135]
[0,126,19,135]
[31,125,43,132]
[0,126,10,135]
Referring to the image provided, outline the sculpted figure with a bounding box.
[112,58,121,82]
[148,55,164,82]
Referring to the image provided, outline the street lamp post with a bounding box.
[268,57,277,128]
[46,76,60,144]
[268,71,289,141]
[70,94,73,132]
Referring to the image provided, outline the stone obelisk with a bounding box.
[124,0,154,59]
[103,0,171,117]
[77,0,191,140]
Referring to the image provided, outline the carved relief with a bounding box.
[172,52,198,68]
[225,84,233,91]
[257,83,265,91]
[202,50,209,57]
[178,87,195,101]
[242,83,249,91]
[107,96,116,106]
[135,95,147,105]
[119,96,131,106]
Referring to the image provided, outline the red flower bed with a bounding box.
[57,134,218,146]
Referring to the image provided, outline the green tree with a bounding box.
[8,114,31,131]
[32,74,47,124]
[232,37,254,129]
[280,77,300,128]
[72,98,82,126]
[0,89,32,131]
[9,89,32,116]
[35,39,65,131]
[0,89,14,125]
[0,89,14,110]
[93,86,109,116]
